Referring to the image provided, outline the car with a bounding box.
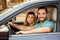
[0,0,60,40]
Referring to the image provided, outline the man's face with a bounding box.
[38,9,47,22]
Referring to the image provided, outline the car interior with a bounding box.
[8,5,57,35]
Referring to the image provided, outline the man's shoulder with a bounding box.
[45,20,55,26]
[46,20,53,23]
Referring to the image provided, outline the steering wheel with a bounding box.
[7,24,15,35]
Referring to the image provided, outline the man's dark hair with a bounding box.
[38,7,48,13]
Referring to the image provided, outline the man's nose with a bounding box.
[40,15,43,17]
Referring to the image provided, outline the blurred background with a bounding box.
[0,0,31,13]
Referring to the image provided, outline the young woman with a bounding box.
[8,12,36,31]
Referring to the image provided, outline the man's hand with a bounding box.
[16,31,28,34]
[16,26,52,34]
[8,22,14,26]
[8,22,13,25]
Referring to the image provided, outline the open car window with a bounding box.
[8,5,57,35]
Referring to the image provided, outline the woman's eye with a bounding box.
[31,17,34,18]
[27,16,30,18]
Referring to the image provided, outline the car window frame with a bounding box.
[57,2,60,32]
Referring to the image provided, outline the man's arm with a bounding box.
[16,26,52,34]
[13,24,34,31]
[8,22,34,31]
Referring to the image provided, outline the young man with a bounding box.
[16,7,55,34]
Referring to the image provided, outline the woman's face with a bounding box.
[27,14,35,24]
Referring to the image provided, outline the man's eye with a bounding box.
[42,13,46,14]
